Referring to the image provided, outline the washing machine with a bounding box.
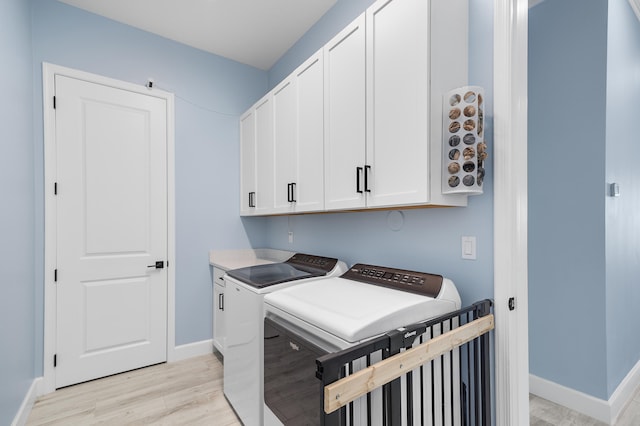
[223,253,347,426]
[262,263,462,426]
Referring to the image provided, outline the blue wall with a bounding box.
[528,0,609,400]
[605,0,640,398]
[260,0,495,308]
[529,0,640,401]
[30,0,269,371]
[0,0,36,422]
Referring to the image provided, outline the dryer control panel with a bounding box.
[342,264,444,298]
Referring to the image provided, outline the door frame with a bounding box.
[41,63,176,394]
[493,0,529,424]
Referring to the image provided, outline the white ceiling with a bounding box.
[58,0,337,70]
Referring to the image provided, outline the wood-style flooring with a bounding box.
[27,352,640,425]
[530,390,640,426]
[27,353,241,425]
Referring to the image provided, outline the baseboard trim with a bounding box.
[609,358,640,424]
[11,377,43,426]
[171,339,213,362]
[530,360,640,425]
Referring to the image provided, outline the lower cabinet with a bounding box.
[212,267,226,355]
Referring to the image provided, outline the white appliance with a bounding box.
[223,253,347,426]
[263,263,462,426]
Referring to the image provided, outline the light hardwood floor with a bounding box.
[530,389,640,426]
[28,353,640,425]
[27,354,241,425]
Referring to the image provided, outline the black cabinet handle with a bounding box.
[291,182,296,202]
[287,183,292,202]
[364,165,371,193]
[218,293,224,311]
[249,192,256,208]
[356,167,363,193]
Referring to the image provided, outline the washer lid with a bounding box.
[264,277,460,343]
[226,253,340,288]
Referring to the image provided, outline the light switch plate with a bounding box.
[461,236,477,260]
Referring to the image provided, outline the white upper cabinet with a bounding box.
[294,52,325,213]
[273,79,297,214]
[323,14,367,211]
[254,95,275,214]
[365,0,431,208]
[272,51,325,215]
[239,0,470,216]
[240,94,274,215]
[239,109,256,215]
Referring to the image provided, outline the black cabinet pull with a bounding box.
[356,167,363,193]
[219,293,224,311]
[249,192,256,208]
[290,182,296,202]
[364,165,371,193]
[287,183,292,202]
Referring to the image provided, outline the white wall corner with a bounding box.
[530,363,640,425]
[171,339,214,363]
[11,377,44,426]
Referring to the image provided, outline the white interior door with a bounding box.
[54,75,168,388]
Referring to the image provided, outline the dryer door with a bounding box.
[264,316,330,425]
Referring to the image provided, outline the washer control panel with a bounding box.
[343,263,444,298]
[287,253,338,273]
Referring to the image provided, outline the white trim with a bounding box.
[530,374,609,424]
[172,339,215,362]
[11,377,43,426]
[610,359,640,424]
[42,63,176,394]
[530,359,640,424]
[493,0,530,425]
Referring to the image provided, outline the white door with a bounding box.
[55,75,168,388]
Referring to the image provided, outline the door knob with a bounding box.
[147,261,165,269]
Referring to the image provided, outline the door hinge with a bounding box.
[53,96,56,109]
[54,269,58,282]
[53,354,57,367]
[508,297,516,311]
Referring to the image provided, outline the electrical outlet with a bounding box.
[288,231,293,244]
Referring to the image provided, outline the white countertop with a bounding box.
[208,248,294,271]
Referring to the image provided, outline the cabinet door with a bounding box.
[240,110,256,215]
[272,78,297,214]
[324,14,367,211]
[295,52,325,213]
[254,96,275,214]
[366,0,429,208]
[212,268,226,355]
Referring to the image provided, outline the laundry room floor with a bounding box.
[27,352,640,425]
[530,390,640,426]
[27,354,241,425]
